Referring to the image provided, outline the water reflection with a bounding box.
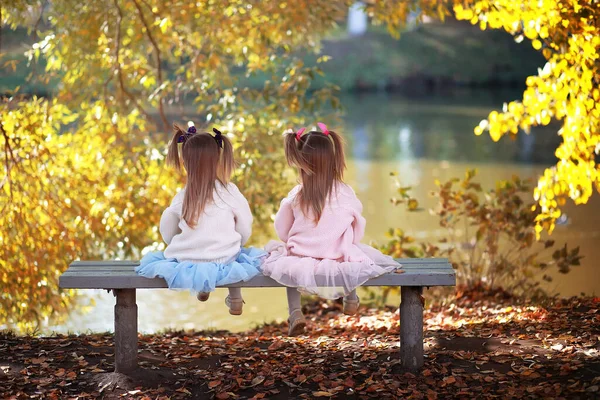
[341,91,561,164]
[42,91,598,335]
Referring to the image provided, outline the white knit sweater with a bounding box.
[160,182,253,263]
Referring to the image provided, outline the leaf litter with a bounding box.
[0,293,598,399]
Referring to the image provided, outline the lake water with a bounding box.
[43,91,600,335]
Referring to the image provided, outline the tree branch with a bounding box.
[132,0,169,131]
[0,6,3,57]
[0,119,16,199]
[113,0,157,126]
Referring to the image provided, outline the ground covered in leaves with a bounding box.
[1,292,599,399]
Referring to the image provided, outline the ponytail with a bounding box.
[326,129,346,181]
[284,129,312,174]
[167,123,186,170]
[218,134,235,183]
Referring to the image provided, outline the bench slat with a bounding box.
[69,258,451,266]
[62,267,451,276]
[64,265,452,273]
[71,261,140,266]
[66,262,453,272]
[60,268,455,289]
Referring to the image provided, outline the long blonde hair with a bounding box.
[284,124,346,222]
[167,123,234,228]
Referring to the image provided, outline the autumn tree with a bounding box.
[453,0,600,236]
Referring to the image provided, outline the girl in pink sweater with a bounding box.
[262,123,400,335]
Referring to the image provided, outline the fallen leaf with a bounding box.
[249,376,265,387]
[268,341,286,351]
[208,380,221,389]
[444,376,456,385]
[313,391,334,397]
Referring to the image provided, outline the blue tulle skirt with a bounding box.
[135,247,266,293]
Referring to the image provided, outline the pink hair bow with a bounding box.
[295,127,306,141]
[317,122,330,135]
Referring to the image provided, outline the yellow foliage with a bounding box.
[0,97,175,330]
[456,0,600,237]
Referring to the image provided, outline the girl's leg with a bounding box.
[345,290,359,301]
[287,287,306,336]
[226,287,244,315]
[286,287,302,314]
[343,289,360,315]
[228,287,242,300]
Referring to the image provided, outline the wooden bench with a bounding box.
[59,258,455,373]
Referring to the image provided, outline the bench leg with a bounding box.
[400,286,424,370]
[114,289,138,373]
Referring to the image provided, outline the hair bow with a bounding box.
[177,125,197,143]
[295,127,306,141]
[317,122,330,136]
[212,128,224,148]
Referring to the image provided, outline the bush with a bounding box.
[373,169,582,302]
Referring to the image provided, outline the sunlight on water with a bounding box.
[42,92,600,335]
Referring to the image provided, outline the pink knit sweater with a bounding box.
[274,183,372,262]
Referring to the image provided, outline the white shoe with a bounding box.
[225,295,244,315]
[343,298,360,315]
[197,292,210,302]
[288,309,306,336]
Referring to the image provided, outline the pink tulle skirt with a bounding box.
[261,240,401,299]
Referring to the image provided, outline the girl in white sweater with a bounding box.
[136,123,265,315]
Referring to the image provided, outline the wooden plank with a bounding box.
[65,264,453,272]
[70,258,451,264]
[59,269,455,289]
[67,266,142,271]
[68,258,450,267]
[61,267,452,278]
[61,268,452,278]
[71,261,140,266]
[60,275,168,289]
